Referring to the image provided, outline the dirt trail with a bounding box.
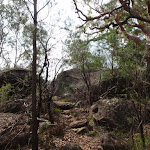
[53,107,103,150]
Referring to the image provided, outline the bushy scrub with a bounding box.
[0,83,12,106]
[131,134,150,150]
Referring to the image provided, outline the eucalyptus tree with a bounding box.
[6,1,28,67]
[21,0,56,149]
[73,0,150,73]
[0,2,9,66]
[72,1,149,148]
[0,1,28,67]
[65,31,105,104]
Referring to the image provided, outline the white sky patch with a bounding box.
[1,0,110,71]
[46,0,110,59]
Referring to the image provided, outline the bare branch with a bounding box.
[23,0,34,20]
[37,0,51,14]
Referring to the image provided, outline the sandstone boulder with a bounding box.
[101,133,129,150]
[54,101,75,110]
[0,68,31,99]
[89,98,150,131]
[1,97,31,113]
[62,142,82,150]
[54,68,101,101]
[73,127,89,135]
[70,119,88,128]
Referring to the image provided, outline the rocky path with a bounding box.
[0,99,133,149]
[53,107,103,150]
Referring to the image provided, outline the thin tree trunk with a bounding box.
[32,0,38,149]
[146,31,150,74]
[47,96,54,124]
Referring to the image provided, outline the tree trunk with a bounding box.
[32,0,38,150]
[145,28,150,73]
[47,96,54,124]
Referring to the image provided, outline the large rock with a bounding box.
[70,119,88,128]
[54,101,75,110]
[73,127,89,135]
[53,68,133,103]
[0,68,31,87]
[54,68,82,97]
[0,68,31,99]
[54,68,101,99]
[1,97,31,113]
[0,113,30,149]
[101,133,129,150]
[62,142,82,150]
[89,98,150,131]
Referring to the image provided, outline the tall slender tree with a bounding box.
[32,0,38,149]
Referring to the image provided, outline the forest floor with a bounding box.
[52,107,103,150]
[2,101,150,150]
[19,107,104,150]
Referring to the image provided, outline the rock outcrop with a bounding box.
[62,142,82,150]
[54,68,101,99]
[0,68,31,99]
[89,98,150,131]
[54,101,75,110]
[53,68,133,103]
[101,133,129,150]
[0,68,31,87]
[1,97,31,113]
[70,119,88,128]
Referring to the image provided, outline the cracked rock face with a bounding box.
[89,98,150,131]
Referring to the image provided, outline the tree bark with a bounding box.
[32,0,38,150]
[145,27,150,72]
[47,96,54,124]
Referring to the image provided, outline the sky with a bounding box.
[1,0,110,73]
[37,0,111,77]
[44,0,110,60]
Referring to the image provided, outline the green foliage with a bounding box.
[54,108,61,113]
[0,83,12,106]
[131,135,150,150]
[66,86,75,93]
[39,122,55,132]
[70,110,78,117]
[16,144,21,150]
[59,98,71,102]
[87,115,94,121]
[64,31,105,71]
[22,23,49,67]
[126,116,135,125]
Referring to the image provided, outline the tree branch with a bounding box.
[146,0,150,17]
[23,0,34,20]
[37,0,52,14]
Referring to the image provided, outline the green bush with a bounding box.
[131,134,150,150]
[0,83,12,106]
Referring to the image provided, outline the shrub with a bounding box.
[0,83,12,107]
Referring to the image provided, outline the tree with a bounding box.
[73,1,149,149]
[22,23,49,69]
[22,0,56,149]
[73,0,150,72]
[0,1,28,68]
[65,31,105,104]
[31,0,38,149]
